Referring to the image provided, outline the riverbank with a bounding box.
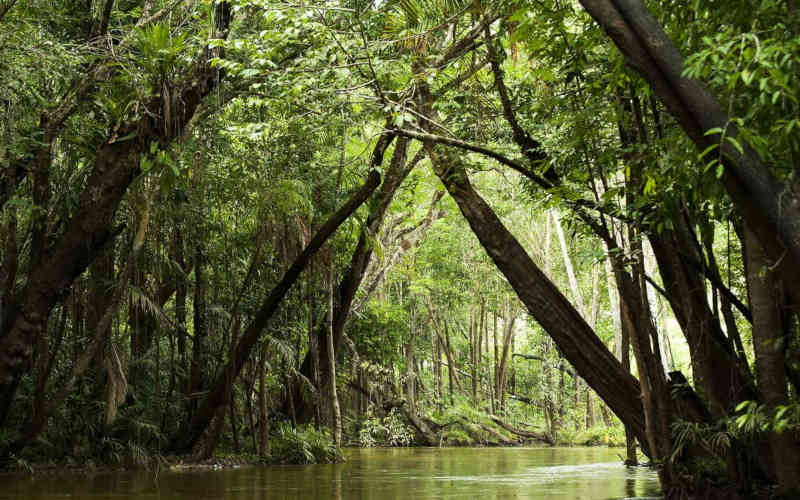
[1,406,632,474]
[0,440,634,476]
[0,447,662,500]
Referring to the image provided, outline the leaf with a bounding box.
[699,143,719,160]
[726,136,744,155]
[643,177,656,196]
[115,131,138,143]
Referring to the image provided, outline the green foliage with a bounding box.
[670,420,732,464]
[382,0,472,53]
[269,423,337,465]
[98,437,166,470]
[441,429,472,446]
[2,8,797,500]
[561,426,625,447]
[357,408,414,447]
[134,22,191,83]
[733,400,800,434]
[669,399,800,471]
[683,4,800,172]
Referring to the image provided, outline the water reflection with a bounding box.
[626,473,637,498]
[0,447,661,500]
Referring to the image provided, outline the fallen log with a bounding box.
[478,422,515,445]
[489,415,554,445]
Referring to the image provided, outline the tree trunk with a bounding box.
[406,295,417,414]
[444,318,456,404]
[4,190,153,454]
[496,304,517,412]
[174,220,188,391]
[484,303,493,413]
[327,262,342,448]
[585,391,595,429]
[620,301,638,465]
[553,210,588,317]
[257,344,269,456]
[470,307,478,405]
[308,264,322,429]
[744,224,800,494]
[189,238,207,416]
[434,319,442,411]
[0,5,232,415]
[492,308,499,410]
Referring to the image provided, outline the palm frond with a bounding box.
[129,285,172,326]
[382,0,473,53]
[264,334,296,363]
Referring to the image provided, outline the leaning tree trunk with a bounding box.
[3,189,154,455]
[576,0,800,302]
[420,144,648,447]
[171,169,381,453]
[290,133,416,422]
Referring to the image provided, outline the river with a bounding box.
[1,447,661,499]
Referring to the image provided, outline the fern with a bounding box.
[382,0,473,53]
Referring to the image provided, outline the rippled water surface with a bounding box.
[1,447,661,499]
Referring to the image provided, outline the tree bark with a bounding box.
[257,344,269,456]
[406,295,417,415]
[488,415,554,444]
[744,224,800,494]
[496,306,517,410]
[4,189,153,454]
[188,238,207,414]
[327,263,342,448]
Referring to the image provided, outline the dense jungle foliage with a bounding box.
[1,0,799,498]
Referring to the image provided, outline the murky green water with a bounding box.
[1,447,661,499]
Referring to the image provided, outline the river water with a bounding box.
[1,447,661,499]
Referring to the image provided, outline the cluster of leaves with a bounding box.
[357,408,414,447]
[268,423,337,464]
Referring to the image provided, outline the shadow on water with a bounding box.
[0,447,661,500]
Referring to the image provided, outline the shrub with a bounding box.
[269,423,336,464]
[442,429,471,446]
[383,409,414,446]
